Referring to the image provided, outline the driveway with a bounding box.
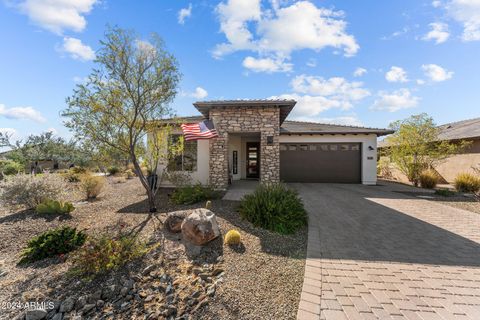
[293,182,480,320]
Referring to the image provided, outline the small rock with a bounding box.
[82,304,95,314]
[212,267,224,276]
[120,302,130,309]
[192,267,202,275]
[206,285,216,297]
[102,285,119,300]
[142,265,156,276]
[87,290,102,304]
[51,313,63,320]
[216,256,224,263]
[138,291,148,298]
[191,290,202,298]
[123,279,135,289]
[144,295,155,303]
[96,300,104,308]
[25,309,47,320]
[192,298,208,313]
[75,296,87,310]
[120,286,129,297]
[198,273,211,281]
[0,270,8,277]
[59,298,75,313]
[166,284,173,294]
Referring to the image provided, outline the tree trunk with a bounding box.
[130,150,157,213]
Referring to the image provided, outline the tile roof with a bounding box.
[437,117,480,141]
[281,120,394,136]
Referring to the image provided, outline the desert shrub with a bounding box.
[435,188,455,197]
[107,166,120,175]
[0,160,24,176]
[125,169,135,179]
[36,199,75,215]
[70,166,87,174]
[170,183,219,205]
[71,232,146,276]
[0,174,66,208]
[377,157,393,179]
[80,174,106,199]
[239,183,307,235]
[454,173,480,193]
[20,226,87,264]
[419,170,439,189]
[62,169,81,183]
[224,229,241,245]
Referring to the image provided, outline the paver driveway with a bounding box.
[293,182,480,320]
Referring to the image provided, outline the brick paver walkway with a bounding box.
[294,183,480,320]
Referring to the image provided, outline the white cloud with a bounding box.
[371,89,420,112]
[242,56,293,73]
[61,37,95,61]
[0,104,46,123]
[444,0,480,41]
[271,74,370,118]
[385,66,409,83]
[432,1,442,8]
[178,3,192,25]
[191,87,208,99]
[422,64,454,82]
[416,79,426,85]
[318,116,364,127]
[17,0,98,34]
[214,0,359,71]
[47,127,58,135]
[423,22,450,44]
[353,67,367,77]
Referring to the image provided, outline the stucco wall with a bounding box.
[149,131,210,187]
[279,134,378,185]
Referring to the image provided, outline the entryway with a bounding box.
[222,180,259,201]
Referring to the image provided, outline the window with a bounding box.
[351,144,360,151]
[320,145,329,151]
[340,144,350,151]
[309,145,317,151]
[330,144,338,151]
[280,144,288,151]
[300,145,308,151]
[288,145,297,151]
[168,135,197,171]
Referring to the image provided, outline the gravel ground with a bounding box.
[396,190,480,214]
[0,177,307,320]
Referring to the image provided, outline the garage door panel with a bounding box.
[280,143,361,183]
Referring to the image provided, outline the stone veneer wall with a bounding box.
[209,106,280,190]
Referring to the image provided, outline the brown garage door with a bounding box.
[280,143,361,183]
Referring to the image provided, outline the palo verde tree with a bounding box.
[63,27,180,212]
[385,113,469,186]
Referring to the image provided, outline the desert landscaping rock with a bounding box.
[181,208,220,245]
[59,298,75,313]
[165,210,188,233]
[25,309,47,320]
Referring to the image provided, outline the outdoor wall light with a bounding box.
[368,146,375,151]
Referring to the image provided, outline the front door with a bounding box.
[246,142,260,179]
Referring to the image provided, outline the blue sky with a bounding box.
[1,0,479,142]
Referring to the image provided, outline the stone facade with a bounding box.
[209,106,280,190]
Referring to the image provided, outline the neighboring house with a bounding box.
[151,100,393,190]
[379,117,480,183]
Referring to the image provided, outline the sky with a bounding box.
[1,0,480,143]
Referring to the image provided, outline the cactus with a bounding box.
[36,199,75,215]
[205,200,212,210]
[224,229,241,245]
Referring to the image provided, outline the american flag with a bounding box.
[181,119,219,141]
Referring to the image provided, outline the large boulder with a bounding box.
[165,210,189,233]
[181,209,220,245]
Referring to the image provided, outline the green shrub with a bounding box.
[20,226,86,264]
[419,170,439,189]
[239,183,307,235]
[80,174,105,199]
[0,174,66,208]
[435,188,455,197]
[62,170,81,183]
[36,199,75,215]
[170,183,219,205]
[71,232,146,276]
[107,166,120,175]
[454,173,480,193]
[125,169,135,179]
[70,166,87,174]
[0,160,24,176]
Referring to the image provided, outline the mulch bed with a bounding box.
[0,177,307,320]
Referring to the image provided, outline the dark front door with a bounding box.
[246,142,260,179]
[280,143,361,183]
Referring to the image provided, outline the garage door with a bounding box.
[280,143,361,183]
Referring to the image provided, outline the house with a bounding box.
[378,117,480,183]
[152,100,393,190]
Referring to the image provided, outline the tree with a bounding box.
[63,27,181,212]
[385,113,469,186]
